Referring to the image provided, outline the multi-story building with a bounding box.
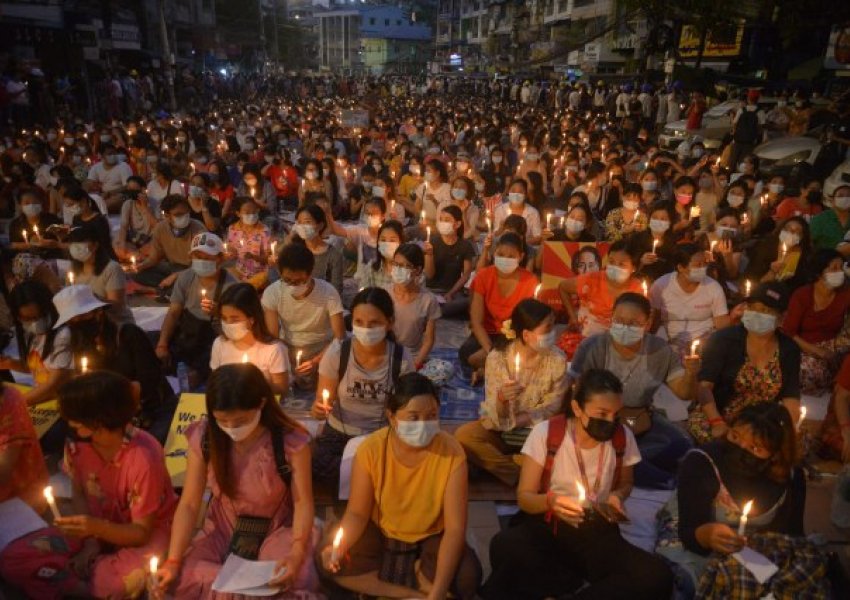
[315,4,432,74]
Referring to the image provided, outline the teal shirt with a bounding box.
[810,209,850,250]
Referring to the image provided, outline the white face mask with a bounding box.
[534,330,556,350]
[218,410,262,442]
[688,267,708,283]
[395,419,440,448]
[372,185,385,198]
[565,218,584,234]
[491,155,503,164]
[649,218,670,234]
[172,214,191,229]
[741,310,777,335]
[378,241,399,259]
[508,192,525,205]
[192,258,217,277]
[242,214,259,225]
[367,215,383,228]
[716,225,737,239]
[727,194,745,208]
[609,323,644,346]
[622,200,639,211]
[825,271,845,289]
[294,223,317,240]
[23,317,51,336]
[768,183,784,195]
[494,256,519,274]
[222,321,250,341]
[69,243,92,262]
[834,195,850,210]
[606,264,630,284]
[22,203,42,218]
[641,181,657,192]
[287,281,310,297]
[391,265,412,285]
[352,325,387,346]
[451,188,467,200]
[778,230,800,248]
[437,221,455,236]
[66,204,82,217]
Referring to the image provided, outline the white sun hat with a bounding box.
[53,285,109,329]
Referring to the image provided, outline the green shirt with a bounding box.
[810,209,850,250]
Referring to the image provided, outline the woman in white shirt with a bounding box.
[211,283,290,395]
[414,159,452,228]
[480,369,673,600]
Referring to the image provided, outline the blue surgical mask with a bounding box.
[609,323,644,346]
[192,258,217,277]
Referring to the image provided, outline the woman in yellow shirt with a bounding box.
[319,373,481,599]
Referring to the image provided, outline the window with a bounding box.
[385,19,390,26]
[397,20,402,26]
[370,18,376,25]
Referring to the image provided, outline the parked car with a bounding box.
[754,134,822,177]
[659,100,740,150]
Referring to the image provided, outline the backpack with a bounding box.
[201,422,292,487]
[734,110,760,144]
[539,414,627,494]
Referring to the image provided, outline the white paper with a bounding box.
[339,435,368,500]
[651,385,690,422]
[211,554,283,596]
[0,498,48,553]
[732,547,779,584]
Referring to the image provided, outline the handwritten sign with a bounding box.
[163,393,208,488]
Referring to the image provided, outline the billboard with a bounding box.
[678,23,744,59]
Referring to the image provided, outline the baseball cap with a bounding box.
[190,232,224,256]
[746,281,789,312]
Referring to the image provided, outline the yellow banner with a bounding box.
[163,393,208,488]
[678,23,744,59]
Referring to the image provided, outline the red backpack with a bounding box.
[539,414,627,493]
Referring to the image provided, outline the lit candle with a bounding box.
[760,194,767,207]
[130,255,137,271]
[534,283,542,299]
[201,288,207,300]
[426,226,431,243]
[689,206,700,220]
[330,527,344,564]
[43,486,61,519]
[67,271,75,285]
[420,210,426,224]
[81,356,88,373]
[223,242,228,253]
[797,406,807,430]
[745,279,752,296]
[32,225,39,238]
[22,229,28,244]
[738,500,753,536]
[486,216,492,234]
[270,241,277,256]
[546,213,552,230]
[781,242,787,259]
[296,350,303,369]
[576,481,588,508]
[642,280,648,296]
[241,353,248,363]
[652,238,659,254]
[514,352,521,381]
[710,240,718,257]
[322,389,330,411]
[715,156,721,166]
[149,556,159,577]
[690,340,700,357]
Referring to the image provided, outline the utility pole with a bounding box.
[158,0,177,111]
[258,0,267,68]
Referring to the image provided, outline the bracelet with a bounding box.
[708,417,725,426]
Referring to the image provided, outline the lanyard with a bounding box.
[570,420,607,502]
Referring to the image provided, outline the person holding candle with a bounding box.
[558,239,643,338]
[387,243,440,370]
[669,176,699,239]
[689,281,802,443]
[262,243,346,390]
[318,372,481,600]
[0,382,50,510]
[310,287,413,485]
[745,216,811,289]
[460,232,538,378]
[604,183,648,242]
[569,293,697,489]
[456,299,567,486]
[0,371,178,600]
[441,176,480,241]
[781,249,850,395]
[62,185,116,259]
[155,232,237,388]
[114,177,158,262]
[286,203,344,295]
[656,403,811,598]
[324,195,385,277]
[774,174,824,222]
[648,243,731,358]
[7,189,62,257]
[297,159,334,208]
[396,155,424,212]
[697,207,744,284]
[131,194,207,291]
[185,173,222,233]
[413,159,451,229]
[477,214,536,272]
[492,179,542,245]
[237,162,276,211]
[481,369,673,600]
[210,283,290,395]
[629,200,677,282]
[423,205,476,318]
[67,222,135,326]
[153,364,321,598]
[225,196,271,288]
[360,220,405,290]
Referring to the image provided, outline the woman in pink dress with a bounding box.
[155,363,321,599]
[0,371,178,599]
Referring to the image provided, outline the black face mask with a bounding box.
[723,439,771,476]
[584,416,617,442]
[70,316,101,346]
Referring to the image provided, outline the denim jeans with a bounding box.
[634,412,693,489]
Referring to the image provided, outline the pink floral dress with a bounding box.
[174,420,321,599]
[0,427,177,599]
[227,223,271,280]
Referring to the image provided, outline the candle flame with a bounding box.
[514,352,520,378]
[322,389,330,409]
[576,481,586,503]
[333,527,344,548]
[534,283,542,299]
[798,406,807,429]
[642,280,648,296]
[241,353,248,363]
[201,288,207,298]
[741,500,753,517]
[149,556,159,575]
[690,340,700,356]
[43,486,55,503]
[81,356,88,373]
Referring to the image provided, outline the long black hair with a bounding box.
[351,286,396,343]
[10,280,59,360]
[495,298,552,352]
[68,223,111,276]
[564,368,623,417]
[217,283,277,344]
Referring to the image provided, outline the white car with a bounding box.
[753,135,822,173]
[825,158,850,198]
[659,100,739,150]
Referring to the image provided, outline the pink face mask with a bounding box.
[675,193,693,205]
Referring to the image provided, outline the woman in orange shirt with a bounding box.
[558,240,643,338]
[459,232,538,380]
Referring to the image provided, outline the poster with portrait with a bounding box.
[541,241,611,288]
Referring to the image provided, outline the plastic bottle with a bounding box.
[176,362,190,393]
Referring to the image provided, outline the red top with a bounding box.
[782,284,850,343]
[775,197,823,221]
[470,265,538,334]
[0,386,49,509]
[266,164,299,197]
